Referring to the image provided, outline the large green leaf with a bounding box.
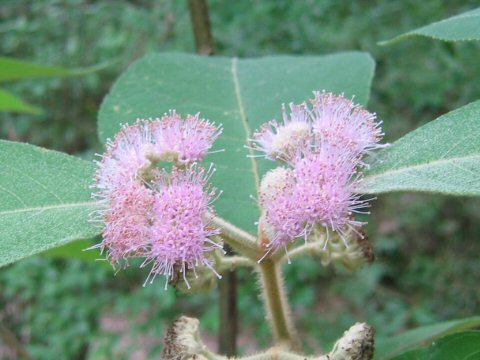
[0,140,100,267]
[0,88,42,114]
[98,52,375,233]
[0,56,110,82]
[360,101,480,196]
[375,317,480,360]
[389,331,480,360]
[380,8,480,45]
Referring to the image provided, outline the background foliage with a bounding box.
[0,0,479,358]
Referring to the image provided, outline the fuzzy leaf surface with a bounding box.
[361,101,480,196]
[0,140,100,267]
[381,8,480,44]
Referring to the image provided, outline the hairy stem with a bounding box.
[209,214,261,260]
[217,255,255,272]
[277,242,328,264]
[258,259,301,352]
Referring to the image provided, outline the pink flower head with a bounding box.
[95,120,153,195]
[255,92,384,252]
[251,103,311,162]
[142,165,221,287]
[151,111,222,165]
[311,91,384,161]
[293,148,366,238]
[92,112,222,286]
[98,181,154,266]
[261,174,306,250]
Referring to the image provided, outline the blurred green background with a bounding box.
[1,0,480,358]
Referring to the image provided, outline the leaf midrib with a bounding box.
[230,57,261,198]
[0,201,98,216]
[363,153,480,184]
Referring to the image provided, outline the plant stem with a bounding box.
[258,259,301,352]
[209,214,261,260]
[187,0,214,55]
[277,242,328,264]
[217,255,255,272]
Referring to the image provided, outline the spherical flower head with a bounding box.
[152,111,222,165]
[253,92,384,255]
[142,165,221,287]
[95,120,153,195]
[99,180,154,267]
[92,113,223,286]
[260,168,306,250]
[311,91,384,160]
[252,103,311,162]
[294,149,360,233]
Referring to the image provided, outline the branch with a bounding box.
[187,0,214,55]
[208,213,261,260]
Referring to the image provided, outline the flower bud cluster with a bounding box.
[253,92,385,252]
[92,112,223,287]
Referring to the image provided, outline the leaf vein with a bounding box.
[230,58,261,198]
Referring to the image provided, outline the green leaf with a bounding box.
[389,331,480,360]
[0,88,42,114]
[360,100,480,196]
[0,140,101,267]
[41,238,102,262]
[0,56,112,83]
[98,52,375,233]
[380,8,480,45]
[375,317,480,360]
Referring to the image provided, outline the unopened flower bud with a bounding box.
[162,316,207,360]
[259,167,294,207]
[252,103,311,162]
[330,322,375,360]
[308,226,374,271]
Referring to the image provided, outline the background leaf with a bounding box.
[375,317,480,360]
[0,140,100,267]
[98,52,375,233]
[0,88,42,114]
[389,331,480,360]
[0,56,111,82]
[360,100,480,196]
[41,237,104,263]
[380,8,480,44]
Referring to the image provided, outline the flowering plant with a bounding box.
[92,91,382,358]
[0,6,479,359]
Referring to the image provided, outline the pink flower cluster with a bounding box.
[253,92,385,251]
[92,112,222,287]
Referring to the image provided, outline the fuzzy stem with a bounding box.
[258,259,301,352]
[208,213,261,260]
[278,242,329,264]
[218,255,255,272]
